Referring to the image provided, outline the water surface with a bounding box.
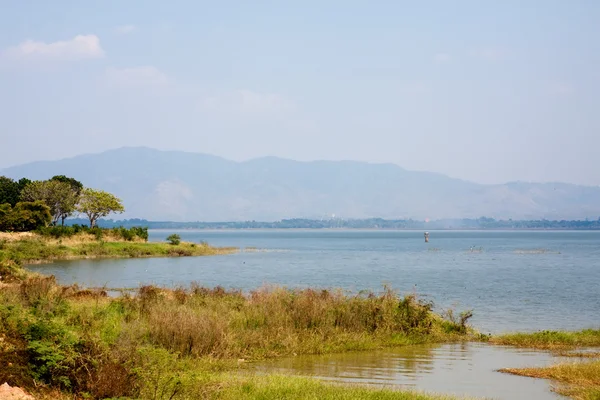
[255,343,563,400]
[29,230,600,333]
[255,342,561,400]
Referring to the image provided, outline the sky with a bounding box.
[1,1,599,185]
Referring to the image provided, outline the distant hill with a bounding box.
[2,147,599,221]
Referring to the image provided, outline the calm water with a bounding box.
[255,342,561,400]
[29,230,600,334]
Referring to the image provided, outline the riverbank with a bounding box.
[0,275,478,399]
[0,232,237,282]
[2,235,599,399]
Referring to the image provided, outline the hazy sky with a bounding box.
[1,1,599,185]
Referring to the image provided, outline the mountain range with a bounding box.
[1,147,599,221]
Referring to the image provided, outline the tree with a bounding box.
[21,180,78,226]
[0,203,12,231]
[50,175,83,225]
[77,188,125,228]
[51,175,83,195]
[9,201,52,231]
[0,176,20,207]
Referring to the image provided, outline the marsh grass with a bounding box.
[489,330,600,350]
[500,360,600,400]
[0,277,476,399]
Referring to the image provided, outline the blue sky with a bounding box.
[1,1,599,185]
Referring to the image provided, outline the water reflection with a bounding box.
[255,343,561,400]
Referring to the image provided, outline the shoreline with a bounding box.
[2,235,599,399]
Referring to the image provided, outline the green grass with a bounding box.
[0,236,237,281]
[215,374,471,400]
[500,360,600,400]
[0,277,476,399]
[489,330,600,350]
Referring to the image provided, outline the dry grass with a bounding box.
[0,231,36,241]
[131,284,473,360]
[500,360,600,400]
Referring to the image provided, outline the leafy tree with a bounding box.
[9,201,52,231]
[77,188,125,228]
[0,176,21,207]
[17,177,32,193]
[0,203,12,231]
[21,180,78,226]
[50,175,83,225]
[51,175,83,195]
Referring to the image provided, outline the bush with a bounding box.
[36,225,148,242]
[166,234,181,245]
[3,201,52,232]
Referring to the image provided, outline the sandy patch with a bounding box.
[0,383,34,400]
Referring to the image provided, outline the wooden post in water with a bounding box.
[424,232,429,243]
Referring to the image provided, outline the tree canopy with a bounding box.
[0,201,52,231]
[21,180,79,226]
[1,175,124,232]
[0,177,21,207]
[77,188,125,228]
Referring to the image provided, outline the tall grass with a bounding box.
[0,277,475,399]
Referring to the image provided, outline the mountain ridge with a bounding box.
[2,147,599,221]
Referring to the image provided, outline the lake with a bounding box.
[254,342,562,400]
[29,229,600,334]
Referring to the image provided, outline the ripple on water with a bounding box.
[254,343,562,400]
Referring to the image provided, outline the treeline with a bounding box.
[0,175,125,232]
[65,217,600,230]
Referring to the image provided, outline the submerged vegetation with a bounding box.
[0,276,476,399]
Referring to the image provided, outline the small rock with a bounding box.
[0,382,35,400]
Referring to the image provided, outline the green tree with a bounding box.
[21,180,78,226]
[77,188,125,228]
[9,201,52,231]
[51,175,83,195]
[50,175,83,225]
[0,176,20,207]
[0,203,12,231]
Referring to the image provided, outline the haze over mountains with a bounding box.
[1,147,599,221]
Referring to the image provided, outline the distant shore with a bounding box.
[63,217,600,231]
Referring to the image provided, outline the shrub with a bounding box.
[166,234,181,245]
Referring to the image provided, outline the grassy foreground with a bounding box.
[500,360,600,400]
[0,275,476,399]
